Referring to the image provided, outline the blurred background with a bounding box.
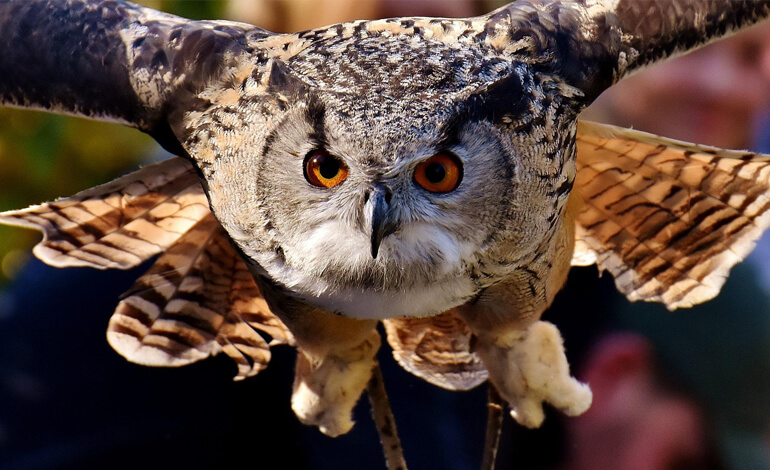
[0,1,769,469]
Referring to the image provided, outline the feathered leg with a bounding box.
[290,312,380,437]
[254,280,380,436]
[458,204,591,428]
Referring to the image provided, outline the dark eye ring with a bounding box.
[304,149,349,188]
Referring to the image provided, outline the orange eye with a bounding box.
[304,150,349,188]
[413,152,463,193]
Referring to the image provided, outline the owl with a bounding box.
[1,0,770,453]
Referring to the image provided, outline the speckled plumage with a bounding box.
[2,0,770,437]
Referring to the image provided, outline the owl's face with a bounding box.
[190,35,578,319]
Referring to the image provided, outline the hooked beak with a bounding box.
[366,185,398,259]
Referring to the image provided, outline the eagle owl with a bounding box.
[1,0,770,441]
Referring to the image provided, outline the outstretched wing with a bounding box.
[0,157,207,270]
[0,0,262,152]
[485,1,770,104]
[383,310,487,391]
[572,121,770,309]
[108,213,293,380]
[0,155,293,379]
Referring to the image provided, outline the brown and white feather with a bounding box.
[0,155,292,380]
[0,157,207,269]
[108,213,293,380]
[572,121,770,309]
[383,310,487,391]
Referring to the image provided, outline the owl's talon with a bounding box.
[509,397,546,428]
[477,321,592,428]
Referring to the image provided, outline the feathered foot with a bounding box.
[291,329,381,437]
[475,321,592,428]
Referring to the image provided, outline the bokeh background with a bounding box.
[1,1,769,469]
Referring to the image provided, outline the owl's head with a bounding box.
[181,25,582,319]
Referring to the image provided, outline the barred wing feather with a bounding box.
[0,156,293,380]
[0,157,207,269]
[383,310,487,391]
[572,121,770,309]
[108,214,293,380]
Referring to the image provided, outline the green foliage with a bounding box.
[139,0,226,19]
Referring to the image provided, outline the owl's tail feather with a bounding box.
[0,156,293,380]
[383,310,487,391]
[572,120,770,310]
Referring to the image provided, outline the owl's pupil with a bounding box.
[425,162,446,183]
[317,155,340,179]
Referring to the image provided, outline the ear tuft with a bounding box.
[263,59,309,98]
